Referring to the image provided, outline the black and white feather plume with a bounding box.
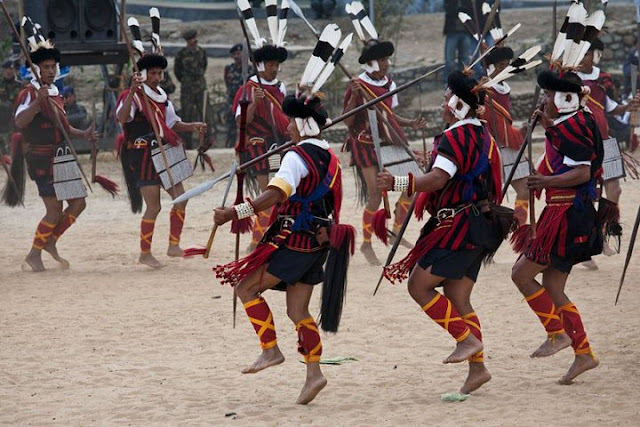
[265,0,279,45]
[277,0,289,47]
[482,1,503,40]
[297,25,353,99]
[22,16,53,51]
[345,2,377,43]
[577,8,605,61]
[561,1,588,67]
[128,17,145,56]
[467,23,521,70]
[149,7,161,54]
[237,0,265,48]
[479,45,542,89]
[458,12,479,40]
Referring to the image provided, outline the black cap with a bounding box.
[182,29,197,40]
[358,40,394,64]
[229,43,243,54]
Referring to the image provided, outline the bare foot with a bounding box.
[166,244,184,257]
[530,333,572,358]
[602,240,616,257]
[139,253,164,269]
[296,374,327,404]
[558,354,599,385]
[23,250,45,272]
[460,362,492,394]
[360,242,381,266]
[389,232,414,249]
[43,240,70,269]
[581,260,598,271]
[444,334,483,364]
[241,346,285,374]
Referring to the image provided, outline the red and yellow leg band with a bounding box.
[514,199,529,227]
[244,297,277,350]
[296,316,323,363]
[422,293,471,342]
[251,208,272,245]
[462,312,484,363]
[32,219,56,250]
[558,302,593,356]
[525,287,565,337]
[393,196,412,232]
[140,218,156,254]
[51,212,77,241]
[169,208,186,246]
[362,208,375,243]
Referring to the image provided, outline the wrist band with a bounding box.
[234,201,255,219]
[407,173,416,197]
[393,175,409,192]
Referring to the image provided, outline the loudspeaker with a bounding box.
[22,0,127,65]
[23,0,118,45]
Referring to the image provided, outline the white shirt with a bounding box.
[433,118,484,178]
[273,138,329,197]
[235,75,287,117]
[115,85,181,128]
[15,82,61,117]
[492,81,511,95]
[577,67,618,113]
[358,72,399,109]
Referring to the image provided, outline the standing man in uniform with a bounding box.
[0,60,23,154]
[224,43,253,148]
[174,29,208,149]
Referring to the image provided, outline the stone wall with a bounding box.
[600,25,637,67]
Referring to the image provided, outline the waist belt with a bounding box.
[277,215,332,231]
[435,203,473,224]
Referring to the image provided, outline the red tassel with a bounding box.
[183,246,206,257]
[597,198,620,226]
[214,240,280,286]
[415,192,429,221]
[231,217,254,234]
[631,134,639,153]
[2,154,11,166]
[510,224,532,254]
[372,208,389,245]
[94,175,120,196]
[202,153,215,172]
[330,223,356,255]
[115,134,125,159]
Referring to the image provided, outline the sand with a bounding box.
[1,145,639,426]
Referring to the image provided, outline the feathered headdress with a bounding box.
[22,16,60,65]
[237,0,289,64]
[128,9,167,71]
[345,2,393,71]
[284,24,352,137]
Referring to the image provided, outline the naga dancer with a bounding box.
[343,1,426,265]
[378,70,511,394]
[233,0,290,251]
[511,68,604,384]
[214,29,355,404]
[117,12,206,268]
[10,18,97,272]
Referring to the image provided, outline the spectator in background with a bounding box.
[0,60,23,153]
[623,50,639,98]
[62,86,88,130]
[443,0,483,84]
[311,0,336,18]
[175,29,208,149]
[224,43,253,148]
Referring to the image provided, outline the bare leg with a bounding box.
[139,185,163,268]
[408,266,483,364]
[512,256,571,357]
[236,266,285,374]
[247,174,270,253]
[44,197,86,268]
[543,268,600,383]
[444,278,492,393]
[24,196,63,272]
[286,283,327,404]
[167,182,187,257]
[360,166,382,265]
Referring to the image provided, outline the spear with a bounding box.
[0,1,93,192]
[616,204,640,305]
[171,64,444,205]
[203,161,237,258]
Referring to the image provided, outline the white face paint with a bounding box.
[593,50,602,65]
[363,60,380,74]
[487,64,496,76]
[257,62,266,72]
[448,94,471,120]
[554,91,579,113]
[295,117,320,137]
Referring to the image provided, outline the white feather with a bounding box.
[237,0,264,48]
[311,33,353,94]
[301,24,341,87]
[562,2,588,67]
[576,10,606,65]
[265,0,279,44]
[127,17,140,32]
[482,2,491,15]
[346,3,365,42]
[458,12,472,24]
[149,7,160,18]
[351,1,378,40]
[518,45,542,63]
[277,0,289,46]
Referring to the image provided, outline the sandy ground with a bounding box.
[1,144,640,426]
